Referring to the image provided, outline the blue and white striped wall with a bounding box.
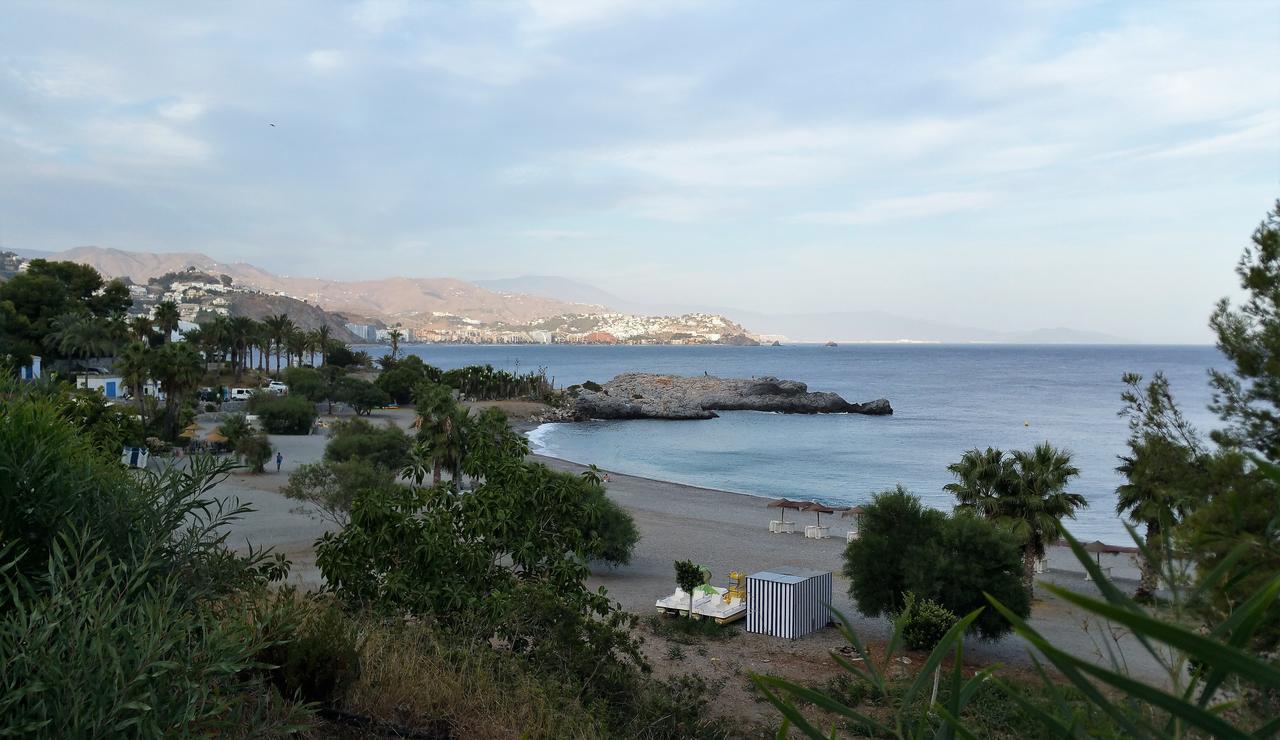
[746,569,833,639]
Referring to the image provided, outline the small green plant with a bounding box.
[899,594,958,651]
[674,560,705,618]
[582,380,603,392]
[665,645,687,662]
[644,613,738,644]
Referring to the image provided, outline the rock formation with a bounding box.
[567,373,892,420]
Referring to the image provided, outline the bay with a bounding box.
[367,343,1224,543]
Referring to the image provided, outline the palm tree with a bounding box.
[946,443,1086,595]
[389,326,403,361]
[227,316,256,378]
[1115,437,1197,600]
[284,328,308,370]
[151,341,204,440]
[116,341,151,427]
[44,313,118,385]
[263,314,294,375]
[128,315,154,343]
[425,405,471,490]
[153,301,180,344]
[414,382,458,485]
[314,325,332,367]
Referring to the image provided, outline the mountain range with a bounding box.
[19,247,1125,343]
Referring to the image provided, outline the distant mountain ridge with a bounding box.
[43,246,1125,344]
[52,247,594,326]
[468,276,1126,344]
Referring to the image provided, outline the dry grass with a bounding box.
[342,620,605,740]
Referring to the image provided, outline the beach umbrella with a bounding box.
[766,498,804,524]
[803,501,836,526]
[206,430,229,444]
[1081,540,1118,570]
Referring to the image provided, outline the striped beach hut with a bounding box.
[745,569,833,639]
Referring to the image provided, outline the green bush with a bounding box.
[898,594,957,651]
[284,366,329,403]
[582,380,603,392]
[325,417,411,470]
[375,365,425,404]
[253,394,317,435]
[236,431,273,473]
[590,490,640,567]
[844,487,1029,641]
[281,458,396,525]
[217,413,251,448]
[0,380,311,736]
[0,538,308,737]
[334,375,390,415]
[259,597,361,705]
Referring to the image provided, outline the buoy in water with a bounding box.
[1024,421,1030,427]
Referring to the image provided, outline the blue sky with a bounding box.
[1,1,1277,342]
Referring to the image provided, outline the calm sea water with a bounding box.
[370,343,1224,543]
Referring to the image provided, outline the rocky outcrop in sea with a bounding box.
[562,373,892,421]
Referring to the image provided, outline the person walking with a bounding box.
[275,451,283,473]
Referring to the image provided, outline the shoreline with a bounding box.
[524,421,1145,555]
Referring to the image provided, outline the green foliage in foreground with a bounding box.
[0,380,309,735]
[316,429,651,725]
[759,529,1280,739]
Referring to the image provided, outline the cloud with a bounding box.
[1148,114,1280,160]
[305,49,349,73]
[351,0,411,34]
[416,43,549,86]
[84,119,211,167]
[157,98,206,122]
[522,0,658,32]
[796,191,998,225]
[518,229,597,240]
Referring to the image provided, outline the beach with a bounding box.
[205,403,1170,696]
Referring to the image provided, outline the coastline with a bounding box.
[524,420,1146,566]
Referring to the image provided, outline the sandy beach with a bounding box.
[203,403,1171,695]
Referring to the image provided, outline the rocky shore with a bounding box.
[541,373,891,421]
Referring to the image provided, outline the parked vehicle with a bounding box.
[262,381,289,395]
[229,387,255,401]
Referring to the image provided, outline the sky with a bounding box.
[1,1,1277,343]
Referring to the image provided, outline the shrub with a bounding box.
[844,486,945,618]
[259,597,361,705]
[218,413,251,448]
[334,375,390,415]
[204,402,215,412]
[281,459,396,525]
[0,539,310,737]
[284,366,329,403]
[254,394,317,435]
[582,380,603,392]
[898,594,957,651]
[237,431,273,473]
[324,417,411,471]
[375,365,425,404]
[592,493,641,566]
[930,512,1029,640]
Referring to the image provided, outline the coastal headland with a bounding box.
[554,372,893,420]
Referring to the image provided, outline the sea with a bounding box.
[367,343,1224,543]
